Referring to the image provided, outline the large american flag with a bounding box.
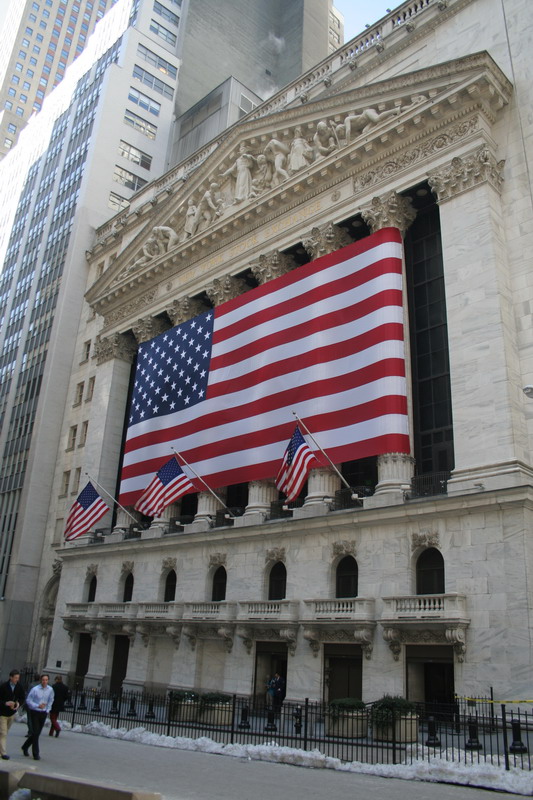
[119,227,409,506]
[64,482,109,541]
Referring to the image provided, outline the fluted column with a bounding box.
[361,191,416,503]
[192,489,226,529]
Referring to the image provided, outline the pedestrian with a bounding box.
[0,670,25,760]
[49,675,69,737]
[271,672,286,712]
[22,673,53,760]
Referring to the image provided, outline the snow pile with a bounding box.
[77,721,533,795]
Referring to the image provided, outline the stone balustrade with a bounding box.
[381,593,468,621]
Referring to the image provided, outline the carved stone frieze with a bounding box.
[383,625,467,661]
[411,531,440,551]
[428,145,505,201]
[250,251,297,285]
[266,547,285,564]
[361,191,416,236]
[103,289,157,327]
[132,315,169,344]
[162,557,177,572]
[94,332,137,365]
[167,296,206,326]
[206,275,248,307]
[302,222,352,260]
[209,552,227,568]
[85,564,98,578]
[353,117,480,194]
[332,540,357,558]
[52,559,63,576]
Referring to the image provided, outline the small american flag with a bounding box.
[276,425,317,501]
[134,455,194,517]
[64,482,109,541]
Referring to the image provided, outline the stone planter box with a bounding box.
[326,711,368,738]
[170,700,199,723]
[373,714,419,743]
[200,702,233,726]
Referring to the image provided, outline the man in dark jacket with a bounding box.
[49,675,69,737]
[0,670,25,759]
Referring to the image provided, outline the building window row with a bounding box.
[112,165,148,192]
[127,86,161,116]
[132,64,173,100]
[153,1,179,27]
[149,19,177,45]
[118,140,152,170]
[137,43,177,78]
[123,108,157,139]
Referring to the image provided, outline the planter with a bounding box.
[200,702,233,726]
[373,714,419,743]
[170,700,199,722]
[326,711,368,738]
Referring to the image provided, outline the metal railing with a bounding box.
[407,471,451,498]
[58,690,532,772]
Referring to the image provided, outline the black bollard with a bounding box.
[509,720,528,754]
[264,708,277,732]
[465,716,483,750]
[79,692,87,710]
[109,694,119,716]
[293,705,302,735]
[238,704,251,730]
[92,692,101,713]
[425,716,440,747]
[145,698,156,720]
[126,696,138,717]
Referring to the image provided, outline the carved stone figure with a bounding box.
[264,137,290,186]
[127,234,160,272]
[343,106,403,143]
[249,154,273,198]
[182,199,198,239]
[194,182,224,231]
[219,143,256,203]
[153,225,179,252]
[313,120,337,159]
[288,126,314,173]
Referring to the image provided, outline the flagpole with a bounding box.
[171,448,235,518]
[291,411,354,494]
[85,473,138,525]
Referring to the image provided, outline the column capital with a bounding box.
[250,250,297,285]
[167,296,206,325]
[302,221,352,260]
[361,191,416,237]
[428,145,505,202]
[206,274,247,306]
[132,315,169,344]
[94,332,137,365]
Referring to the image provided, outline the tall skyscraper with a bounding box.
[0,0,117,159]
[0,0,336,673]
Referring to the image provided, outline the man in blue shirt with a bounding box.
[22,673,54,760]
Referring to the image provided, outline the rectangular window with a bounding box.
[7,123,17,134]
[81,340,91,362]
[26,68,34,77]
[16,107,24,116]
[118,140,152,170]
[33,45,41,53]
[78,420,88,446]
[86,376,95,401]
[132,64,173,99]
[23,81,31,89]
[61,470,70,495]
[8,88,16,97]
[113,165,148,192]
[4,138,13,149]
[67,425,77,450]
[22,39,30,47]
[4,101,13,110]
[19,94,27,103]
[108,191,130,212]
[18,50,26,59]
[124,108,157,139]
[137,44,177,78]
[72,467,81,494]
[74,381,84,405]
[153,1,179,26]
[11,76,20,85]
[127,87,160,116]
[15,63,23,72]
[149,19,176,45]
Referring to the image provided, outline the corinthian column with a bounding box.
[361,191,416,504]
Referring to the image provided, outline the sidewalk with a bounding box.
[2,720,524,800]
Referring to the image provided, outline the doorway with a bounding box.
[406,645,454,713]
[324,644,363,702]
[254,641,287,705]
[74,632,92,688]
[110,635,130,693]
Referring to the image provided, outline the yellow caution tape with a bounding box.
[455,696,533,704]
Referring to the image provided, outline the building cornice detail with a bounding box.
[427,144,505,201]
[132,315,169,345]
[94,332,137,365]
[361,191,416,236]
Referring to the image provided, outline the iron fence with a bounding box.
[59,689,532,771]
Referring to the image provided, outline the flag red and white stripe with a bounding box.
[119,227,410,506]
[64,481,109,541]
[134,455,194,517]
[276,425,318,501]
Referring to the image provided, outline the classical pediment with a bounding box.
[87,51,511,326]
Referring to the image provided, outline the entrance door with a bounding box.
[324,644,362,702]
[254,642,287,705]
[110,635,130,693]
[406,645,454,715]
[424,662,454,705]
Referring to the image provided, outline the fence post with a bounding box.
[71,686,78,728]
[303,698,309,751]
[501,704,510,771]
[392,708,397,765]
[465,714,482,751]
[230,695,236,744]
[166,692,172,738]
[145,695,156,720]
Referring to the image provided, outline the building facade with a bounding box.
[28,0,533,705]
[0,0,336,677]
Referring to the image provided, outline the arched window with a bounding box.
[123,572,134,602]
[87,575,97,603]
[335,556,358,598]
[164,569,177,602]
[416,548,445,594]
[268,562,286,600]
[211,566,227,602]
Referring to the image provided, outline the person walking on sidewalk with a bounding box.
[0,670,25,760]
[22,673,53,760]
[49,675,69,737]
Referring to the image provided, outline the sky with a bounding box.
[333,0,395,41]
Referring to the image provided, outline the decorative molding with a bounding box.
[209,552,227,568]
[167,296,206,325]
[121,561,134,575]
[427,145,505,202]
[166,624,182,649]
[103,289,158,327]
[206,274,248,306]
[411,531,440,551]
[94,332,137,365]
[132,315,169,344]
[382,626,402,660]
[85,564,98,578]
[361,190,416,236]
[162,557,177,572]
[250,250,297,285]
[279,627,298,656]
[52,559,63,576]
[266,547,286,564]
[332,540,357,558]
[302,221,352,260]
[382,624,467,661]
[217,626,234,653]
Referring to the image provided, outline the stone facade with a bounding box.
[32,0,533,705]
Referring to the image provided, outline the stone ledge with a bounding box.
[19,772,161,800]
[0,766,26,799]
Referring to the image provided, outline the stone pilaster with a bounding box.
[360,191,416,504]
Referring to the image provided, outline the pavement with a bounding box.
[1,720,524,800]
